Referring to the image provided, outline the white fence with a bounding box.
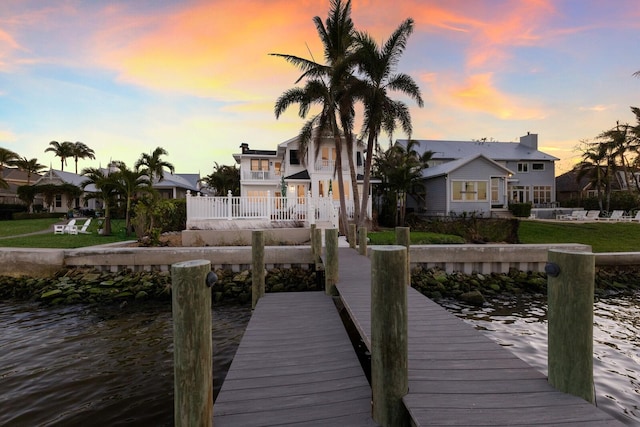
[186,191,342,228]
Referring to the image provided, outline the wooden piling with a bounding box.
[171,259,213,427]
[371,246,408,426]
[358,226,367,256]
[312,225,321,266]
[547,249,595,404]
[348,223,357,249]
[325,228,338,296]
[395,226,411,286]
[252,230,265,309]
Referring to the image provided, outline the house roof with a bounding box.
[154,173,200,191]
[422,154,514,179]
[397,138,559,162]
[35,169,98,192]
[285,170,311,180]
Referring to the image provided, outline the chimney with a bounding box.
[520,133,538,150]
[240,143,249,154]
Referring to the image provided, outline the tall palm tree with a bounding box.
[353,18,423,226]
[272,0,356,234]
[135,147,175,187]
[80,167,120,236]
[199,162,240,196]
[13,156,46,185]
[111,161,150,236]
[71,141,96,174]
[45,141,74,171]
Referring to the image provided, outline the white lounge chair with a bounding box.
[600,210,631,222]
[78,218,92,234]
[54,219,77,234]
[557,210,587,220]
[584,210,601,221]
[631,211,640,222]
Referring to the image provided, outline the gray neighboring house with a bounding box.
[398,133,558,216]
[34,169,200,214]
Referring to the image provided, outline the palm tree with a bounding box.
[135,147,175,187]
[353,18,423,226]
[199,162,240,196]
[575,139,611,212]
[111,161,150,236]
[13,156,46,185]
[272,0,357,234]
[45,141,74,171]
[80,167,120,236]
[375,140,431,225]
[71,141,96,174]
[0,147,19,173]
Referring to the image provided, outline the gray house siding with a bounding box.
[447,158,498,215]
[424,178,447,215]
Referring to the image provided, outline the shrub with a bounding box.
[509,202,532,218]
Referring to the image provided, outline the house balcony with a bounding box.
[242,171,281,181]
[314,160,363,175]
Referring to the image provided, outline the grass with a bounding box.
[368,230,465,245]
[0,218,133,248]
[518,220,640,252]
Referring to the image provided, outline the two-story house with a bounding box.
[233,130,369,217]
[398,133,557,216]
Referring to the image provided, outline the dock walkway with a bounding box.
[213,291,376,426]
[336,247,623,426]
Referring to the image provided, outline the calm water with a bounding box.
[0,302,250,426]
[440,292,640,426]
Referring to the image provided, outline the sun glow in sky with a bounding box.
[1,0,639,176]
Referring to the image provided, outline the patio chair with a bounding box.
[557,210,587,220]
[584,210,601,221]
[600,210,631,222]
[631,211,640,222]
[78,218,92,234]
[64,219,78,234]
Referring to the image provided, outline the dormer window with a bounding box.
[290,150,300,165]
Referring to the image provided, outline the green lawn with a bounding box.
[518,220,640,252]
[0,218,133,248]
[368,230,465,245]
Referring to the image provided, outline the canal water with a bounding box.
[1,293,637,425]
[0,302,250,426]
[440,292,640,426]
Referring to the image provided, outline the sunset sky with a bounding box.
[1,0,639,177]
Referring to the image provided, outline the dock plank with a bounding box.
[335,247,623,427]
[213,291,377,426]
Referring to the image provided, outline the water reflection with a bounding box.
[0,302,250,426]
[440,292,640,425]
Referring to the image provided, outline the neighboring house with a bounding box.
[34,168,200,214]
[398,133,557,216]
[556,168,639,204]
[0,167,44,205]
[233,130,371,216]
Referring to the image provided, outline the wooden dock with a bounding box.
[213,247,623,426]
[213,291,377,426]
[336,247,623,426]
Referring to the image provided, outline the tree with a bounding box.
[135,147,175,187]
[0,147,19,174]
[80,167,120,236]
[0,176,8,190]
[199,162,240,196]
[374,140,431,226]
[71,141,96,174]
[45,141,74,171]
[353,18,423,226]
[575,139,613,212]
[111,161,150,236]
[272,0,357,234]
[13,156,46,185]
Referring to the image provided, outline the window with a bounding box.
[533,186,552,204]
[290,150,300,165]
[356,152,362,167]
[532,163,544,171]
[517,162,529,173]
[274,162,281,176]
[55,194,62,208]
[452,181,488,201]
[250,159,269,171]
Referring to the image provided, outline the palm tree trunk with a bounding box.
[358,133,375,227]
[340,115,361,225]
[333,134,349,235]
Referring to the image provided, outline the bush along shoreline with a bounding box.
[0,265,638,307]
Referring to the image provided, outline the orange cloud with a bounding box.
[450,73,544,120]
[93,1,328,100]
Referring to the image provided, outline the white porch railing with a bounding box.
[186,190,372,229]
